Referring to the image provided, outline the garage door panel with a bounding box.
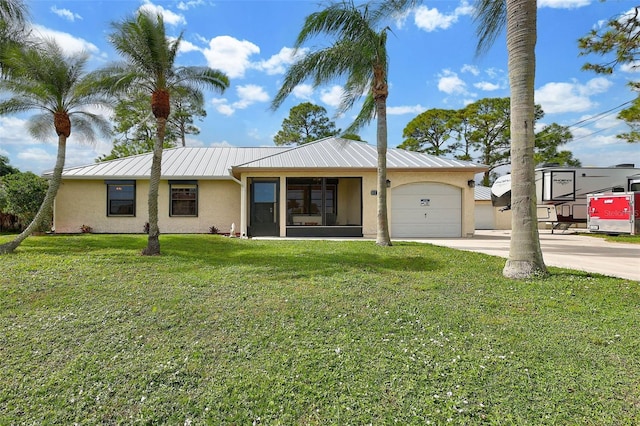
[391,183,461,238]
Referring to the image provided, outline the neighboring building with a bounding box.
[474,185,511,230]
[49,137,488,238]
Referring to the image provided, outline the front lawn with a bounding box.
[1,235,638,424]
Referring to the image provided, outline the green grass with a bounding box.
[1,234,638,425]
[581,232,640,244]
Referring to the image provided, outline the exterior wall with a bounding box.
[240,169,478,238]
[53,179,241,234]
[493,206,512,230]
[55,170,478,237]
[387,171,477,238]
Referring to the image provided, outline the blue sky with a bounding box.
[0,0,638,175]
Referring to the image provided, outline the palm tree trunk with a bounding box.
[375,98,392,246]
[0,135,66,254]
[142,117,165,255]
[503,0,547,278]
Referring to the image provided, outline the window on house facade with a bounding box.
[170,181,198,216]
[286,178,337,225]
[106,180,136,216]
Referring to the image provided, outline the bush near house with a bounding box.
[1,235,638,424]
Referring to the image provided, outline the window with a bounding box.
[287,178,337,225]
[106,181,135,216]
[170,181,198,216]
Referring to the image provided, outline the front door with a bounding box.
[250,180,279,236]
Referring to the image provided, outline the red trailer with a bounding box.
[587,192,640,235]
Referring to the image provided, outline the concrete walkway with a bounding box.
[411,230,639,281]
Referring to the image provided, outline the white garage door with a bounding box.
[475,204,495,230]
[391,183,462,238]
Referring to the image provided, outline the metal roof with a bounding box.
[54,147,288,179]
[234,137,487,171]
[51,138,487,180]
[474,185,492,201]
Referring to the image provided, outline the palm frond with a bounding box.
[473,0,506,55]
[26,112,55,141]
[345,93,376,133]
[172,66,230,93]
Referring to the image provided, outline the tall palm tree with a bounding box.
[0,40,112,254]
[272,0,416,246]
[475,0,547,278]
[95,12,229,255]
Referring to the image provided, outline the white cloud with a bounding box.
[211,85,269,116]
[414,1,472,32]
[620,61,640,73]
[292,84,314,100]
[29,24,99,56]
[474,81,501,91]
[177,0,205,11]
[17,148,56,164]
[535,77,612,114]
[437,70,467,94]
[255,47,307,75]
[234,84,269,109]
[461,64,480,76]
[202,35,260,79]
[583,76,613,94]
[320,86,344,108]
[387,105,427,115]
[139,1,186,26]
[538,0,591,9]
[0,117,38,145]
[176,39,201,54]
[51,6,82,22]
[209,140,234,148]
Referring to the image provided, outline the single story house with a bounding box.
[50,137,488,238]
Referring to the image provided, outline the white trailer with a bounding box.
[491,164,640,227]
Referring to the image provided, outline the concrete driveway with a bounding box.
[412,230,640,281]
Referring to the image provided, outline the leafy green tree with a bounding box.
[272,0,418,246]
[399,108,459,156]
[475,0,547,278]
[340,133,363,141]
[0,40,111,254]
[464,97,512,186]
[274,102,339,146]
[0,154,18,176]
[170,87,206,147]
[0,171,47,230]
[97,91,178,162]
[534,123,580,166]
[95,11,229,255]
[579,7,640,143]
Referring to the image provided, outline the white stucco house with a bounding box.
[50,137,488,238]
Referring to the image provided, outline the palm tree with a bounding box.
[0,40,112,254]
[272,0,416,246]
[474,0,547,278]
[95,12,229,255]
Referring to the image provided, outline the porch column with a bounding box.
[240,176,247,237]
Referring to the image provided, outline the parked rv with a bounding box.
[491,164,640,225]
